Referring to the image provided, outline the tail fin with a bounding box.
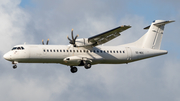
[124,20,174,49]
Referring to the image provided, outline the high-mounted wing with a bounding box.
[88,25,131,46]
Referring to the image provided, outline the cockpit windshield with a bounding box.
[12,47,25,50]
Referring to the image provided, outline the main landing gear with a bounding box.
[84,63,91,69]
[70,66,78,73]
[70,63,92,73]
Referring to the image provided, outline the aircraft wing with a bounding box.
[88,25,131,46]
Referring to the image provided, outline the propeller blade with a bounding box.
[74,34,79,41]
[67,36,73,44]
[71,29,74,42]
[67,36,72,41]
[46,39,49,45]
[42,39,44,45]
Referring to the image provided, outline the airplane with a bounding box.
[3,20,174,73]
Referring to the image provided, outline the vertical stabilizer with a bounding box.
[124,20,174,49]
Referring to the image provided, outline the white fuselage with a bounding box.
[3,44,168,66]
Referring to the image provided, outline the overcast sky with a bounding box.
[1,0,180,101]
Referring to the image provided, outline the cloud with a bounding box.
[0,0,29,53]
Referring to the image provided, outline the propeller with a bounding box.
[67,29,79,47]
[42,39,49,45]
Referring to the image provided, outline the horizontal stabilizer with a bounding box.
[153,20,175,26]
[144,20,175,30]
[144,25,150,29]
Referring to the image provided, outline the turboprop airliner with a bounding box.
[3,20,174,73]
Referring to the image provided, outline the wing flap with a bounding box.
[88,25,131,46]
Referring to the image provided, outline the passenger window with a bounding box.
[67,50,68,52]
[139,52,144,54]
[60,50,62,52]
[63,50,65,52]
[104,50,106,53]
[110,51,112,53]
[116,51,118,53]
[50,50,52,52]
[100,50,102,53]
[43,49,45,52]
[73,50,75,52]
[87,50,89,53]
[120,51,121,53]
[47,50,49,52]
[84,50,85,52]
[77,50,79,52]
[21,47,24,50]
[70,50,72,52]
[123,51,125,53]
[80,50,82,52]
[97,50,99,53]
[93,50,96,53]
[107,50,109,53]
[57,50,59,52]
[113,51,115,53]
[54,50,55,52]
[90,50,92,52]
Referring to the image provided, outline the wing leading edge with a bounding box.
[88,25,131,46]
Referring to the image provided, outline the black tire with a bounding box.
[70,67,78,73]
[13,65,17,69]
[84,63,91,69]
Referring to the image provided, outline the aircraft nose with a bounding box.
[3,53,10,60]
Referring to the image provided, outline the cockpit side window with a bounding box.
[17,47,21,50]
[12,47,17,50]
[11,46,25,50]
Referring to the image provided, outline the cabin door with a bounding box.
[125,47,132,60]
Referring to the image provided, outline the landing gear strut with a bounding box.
[13,65,17,69]
[70,66,78,73]
[12,61,18,69]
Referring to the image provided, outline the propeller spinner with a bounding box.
[67,29,79,47]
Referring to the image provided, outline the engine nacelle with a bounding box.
[63,56,82,66]
[75,38,93,47]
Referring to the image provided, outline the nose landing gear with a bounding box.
[12,61,18,69]
[13,65,17,69]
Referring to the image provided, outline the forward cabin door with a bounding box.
[125,47,132,61]
[29,46,42,58]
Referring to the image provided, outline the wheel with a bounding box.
[70,67,78,73]
[84,63,91,69]
[13,65,17,69]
